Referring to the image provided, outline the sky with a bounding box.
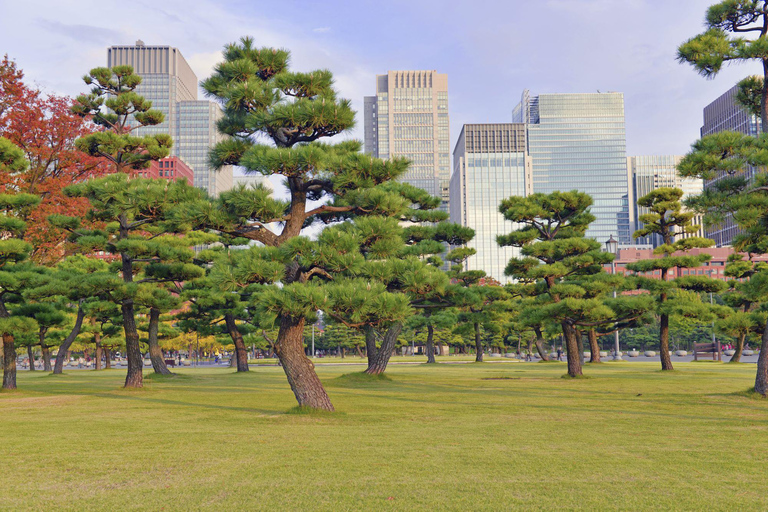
[0,0,762,159]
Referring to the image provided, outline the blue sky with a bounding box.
[1,0,762,157]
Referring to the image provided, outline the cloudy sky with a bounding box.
[1,0,761,157]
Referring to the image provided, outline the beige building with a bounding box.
[108,41,233,197]
[627,155,704,246]
[364,70,450,210]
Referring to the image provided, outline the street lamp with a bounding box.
[604,235,622,361]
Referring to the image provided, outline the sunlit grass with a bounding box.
[1,362,766,510]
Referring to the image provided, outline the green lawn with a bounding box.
[1,362,765,511]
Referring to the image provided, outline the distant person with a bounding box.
[557,347,563,361]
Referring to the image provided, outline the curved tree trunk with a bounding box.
[27,345,35,371]
[2,333,16,390]
[148,308,172,375]
[659,312,674,371]
[729,332,746,363]
[754,322,768,396]
[53,305,86,375]
[224,313,249,372]
[366,323,402,375]
[533,327,550,361]
[588,329,601,363]
[562,321,583,377]
[575,329,585,366]
[355,345,364,358]
[474,322,483,362]
[275,315,333,411]
[41,345,52,372]
[425,324,436,364]
[105,349,112,369]
[122,300,143,387]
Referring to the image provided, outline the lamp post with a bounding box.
[605,235,622,361]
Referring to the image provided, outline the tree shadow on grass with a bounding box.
[90,392,278,415]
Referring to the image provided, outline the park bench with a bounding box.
[164,359,176,368]
[693,341,721,361]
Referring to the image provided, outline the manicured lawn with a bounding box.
[1,361,766,511]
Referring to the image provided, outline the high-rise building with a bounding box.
[107,41,233,197]
[627,155,704,247]
[700,85,762,246]
[136,157,195,185]
[450,124,532,283]
[364,70,450,210]
[233,173,273,191]
[514,90,631,245]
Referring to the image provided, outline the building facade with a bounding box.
[627,155,704,247]
[514,90,631,245]
[233,173,273,191]
[700,85,762,246]
[450,124,532,283]
[137,157,194,184]
[364,70,450,210]
[107,41,233,197]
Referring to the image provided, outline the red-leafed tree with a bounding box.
[0,56,110,264]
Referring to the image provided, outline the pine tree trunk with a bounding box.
[533,327,550,361]
[148,308,172,375]
[95,336,103,371]
[426,324,436,364]
[474,322,483,362]
[364,325,377,366]
[105,349,111,369]
[2,333,16,390]
[355,345,363,358]
[122,300,143,388]
[588,329,601,363]
[224,314,249,372]
[27,345,35,371]
[659,313,674,371]
[41,345,52,372]
[53,305,86,374]
[730,332,745,363]
[275,315,333,411]
[576,329,585,366]
[562,321,583,377]
[366,323,402,375]
[754,322,768,396]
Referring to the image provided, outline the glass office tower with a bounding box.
[364,70,450,210]
[450,124,531,283]
[107,41,233,196]
[515,91,631,244]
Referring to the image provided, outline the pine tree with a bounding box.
[678,1,768,132]
[0,137,41,389]
[51,176,211,387]
[498,191,652,377]
[625,188,725,370]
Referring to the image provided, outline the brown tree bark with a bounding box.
[754,322,768,396]
[53,305,86,374]
[425,324,436,364]
[533,327,550,361]
[148,308,172,375]
[575,329,585,366]
[105,349,111,369]
[588,329,602,363]
[474,322,483,362]
[41,344,52,372]
[275,315,333,410]
[729,332,746,364]
[364,325,377,366]
[122,300,143,388]
[2,333,16,390]
[366,323,402,375]
[659,312,674,371]
[224,313,249,372]
[355,345,364,358]
[562,321,583,377]
[27,345,35,371]
[94,334,103,371]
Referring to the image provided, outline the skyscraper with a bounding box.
[627,155,704,247]
[107,41,233,196]
[450,124,531,283]
[700,85,762,246]
[364,70,450,209]
[514,90,631,245]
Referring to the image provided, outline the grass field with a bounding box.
[1,361,766,511]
